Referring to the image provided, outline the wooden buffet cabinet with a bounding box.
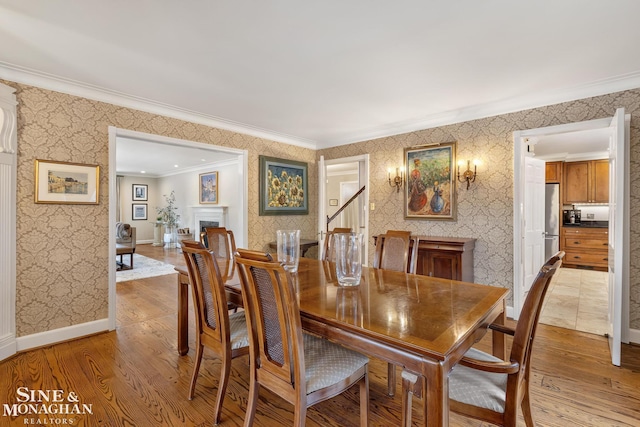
[374,235,476,282]
[561,226,608,270]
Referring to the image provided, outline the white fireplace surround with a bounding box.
[192,206,228,232]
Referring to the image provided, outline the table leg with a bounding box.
[177,272,189,355]
[424,363,448,427]
[492,300,507,360]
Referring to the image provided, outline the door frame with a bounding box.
[107,127,248,330]
[513,115,629,346]
[318,154,370,264]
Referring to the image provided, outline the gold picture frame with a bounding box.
[404,142,456,220]
[34,159,100,204]
[199,171,218,204]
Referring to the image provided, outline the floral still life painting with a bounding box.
[259,155,308,215]
[404,142,456,220]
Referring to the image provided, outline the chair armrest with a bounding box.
[459,356,520,374]
[489,323,515,336]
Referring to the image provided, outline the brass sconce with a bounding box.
[388,167,404,193]
[457,159,478,190]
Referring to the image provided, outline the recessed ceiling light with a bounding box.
[141,171,146,174]
[201,158,206,162]
[174,164,179,168]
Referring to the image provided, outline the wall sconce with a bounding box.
[457,159,479,190]
[388,167,404,193]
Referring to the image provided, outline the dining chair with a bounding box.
[373,229,419,396]
[400,251,565,427]
[322,227,352,262]
[181,241,250,424]
[234,249,370,427]
[373,230,418,274]
[199,227,237,282]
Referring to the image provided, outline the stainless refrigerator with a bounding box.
[545,183,560,260]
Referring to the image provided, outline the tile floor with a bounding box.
[539,267,609,336]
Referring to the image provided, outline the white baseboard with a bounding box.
[136,239,154,244]
[0,333,17,361]
[16,319,110,352]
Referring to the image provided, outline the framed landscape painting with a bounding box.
[199,171,218,204]
[34,159,99,204]
[259,155,308,216]
[404,142,456,220]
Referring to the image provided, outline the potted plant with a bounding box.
[156,191,181,248]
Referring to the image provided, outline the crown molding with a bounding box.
[320,71,640,148]
[0,62,318,150]
[3,62,640,151]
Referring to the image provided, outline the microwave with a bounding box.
[563,209,581,225]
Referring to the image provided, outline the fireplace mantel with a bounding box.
[192,206,228,231]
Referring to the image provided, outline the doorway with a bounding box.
[107,127,248,330]
[513,111,630,366]
[318,155,370,264]
[530,129,610,335]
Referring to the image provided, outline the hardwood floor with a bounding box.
[2,243,639,426]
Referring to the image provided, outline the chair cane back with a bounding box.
[199,227,237,282]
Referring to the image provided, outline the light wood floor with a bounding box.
[2,244,639,426]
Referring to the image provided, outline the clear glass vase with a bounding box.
[164,225,178,248]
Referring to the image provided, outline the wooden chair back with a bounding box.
[235,249,306,397]
[199,227,237,281]
[235,248,369,425]
[181,241,249,422]
[323,227,353,262]
[373,230,418,274]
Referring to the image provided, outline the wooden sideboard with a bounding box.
[374,235,476,282]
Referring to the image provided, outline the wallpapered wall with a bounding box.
[7,78,640,337]
[318,89,640,330]
[7,81,317,337]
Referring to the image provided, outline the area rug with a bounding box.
[116,254,176,282]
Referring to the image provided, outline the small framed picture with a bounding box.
[329,199,339,206]
[34,159,99,204]
[132,184,148,201]
[199,171,218,204]
[132,203,148,220]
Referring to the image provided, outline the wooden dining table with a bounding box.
[175,258,508,427]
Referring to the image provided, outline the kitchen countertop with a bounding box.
[563,221,609,228]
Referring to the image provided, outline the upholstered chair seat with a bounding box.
[448,348,508,413]
[303,333,369,394]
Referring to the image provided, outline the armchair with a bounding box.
[116,222,136,270]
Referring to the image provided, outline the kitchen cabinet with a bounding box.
[562,160,609,204]
[372,236,475,282]
[561,227,608,270]
[545,161,562,183]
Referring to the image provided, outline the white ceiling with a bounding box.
[116,137,238,177]
[2,0,640,154]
